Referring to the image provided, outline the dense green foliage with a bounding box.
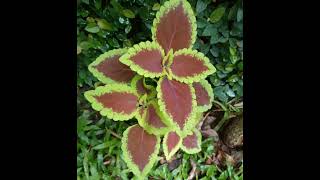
[77,0,243,179]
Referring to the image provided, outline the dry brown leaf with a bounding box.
[201,129,219,141]
[203,116,216,127]
[159,156,166,164]
[168,158,181,171]
[187,159,197,180]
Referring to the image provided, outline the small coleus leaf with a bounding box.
[152,0,197,54]
[131,75,157,99]
[167,48,216,83]
[119,41,165,78]
[193,79,214,112]
[192,112,204,130]
[180,128,202,154]
[88,48,136,84]
[157,76,197,135]
[163,131,182,160]
[84,84,139,120]
[137,100,171,136]
[121,124,161,179]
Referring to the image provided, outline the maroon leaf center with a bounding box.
[95,55,135,82]
[161,77,193,129]
[131,50,163,73]
[182,133,198,149]
[170,55,209,77]
[155,3,192,53]
[95,92,138,114]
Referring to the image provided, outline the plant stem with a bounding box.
[214,112,236,132]
[212,100,227,111]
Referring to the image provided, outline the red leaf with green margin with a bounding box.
[119,41,165,78]
[136,100,171,136]
[180,129,202,154]
[163,131,182,160]
[168,49,216,83]
[131,75,156,99]
[121,124,160,179]
[190,112,204,130]
[84,84,139,120]
[152,0,197,54]
[135,78,149,95]
[88,48,136,84]
[157,77,197,135]
[193,79,214,112]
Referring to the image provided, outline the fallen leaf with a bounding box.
[225,153,236,166]
[159,157,166,164]
[205,156,213,165]
[230,149,243,166]
[202,125,211,130]
[168,158,181,171]
[201,129,219,141]
[234,101,243,108]
[203,116,216,126]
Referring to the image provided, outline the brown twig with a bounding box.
[103,159,111,165]
[106,128,122,139]
[212,109,224,112]
[187,159,197,180]
[234,101,243,108]
[227,98,238,105]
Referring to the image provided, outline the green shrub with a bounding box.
[77,0,243,103]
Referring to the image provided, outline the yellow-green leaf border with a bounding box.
[151,0,197,51]
[168,48,216,83]
[119,41,166,78]
[88,48,131,84]
[84,84,139,121]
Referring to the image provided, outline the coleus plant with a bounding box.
[84,0,216,179]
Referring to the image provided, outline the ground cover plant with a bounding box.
[77,0,243,179]
[84,0,216,178]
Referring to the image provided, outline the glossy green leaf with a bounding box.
[81,0,89,5]
[97,19,113,31]
[85,23,100,33]
[196,0,208,14]
[237,8,243,22]
[197,17,208,28]
[152,3,161,11]
[107,38,120,48]
[202,24,216,36]
[228,3,238,20]
[213,86,228,102]
[209,6,226,23]
[123,9,135,18]
[225,85,235,97]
